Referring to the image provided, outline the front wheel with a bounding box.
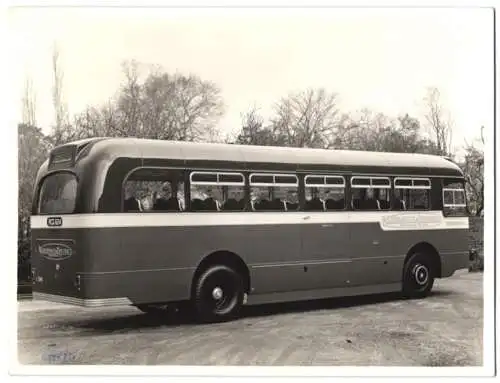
[402,252,435,298]
[193,264,244,323]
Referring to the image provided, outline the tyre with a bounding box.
[192,264,244,323]
[402,252,435,298]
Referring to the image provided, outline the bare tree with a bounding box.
[70,101,121,140]
[334,109,395,151]
[423,87,453,156]
[137,69,224,142]
[351,109,393,151]
[17,123,52,282]
[21,76,37,127]
[53,62,225,145]
[271,88,339,148]
[234,106,285,146]
[116,60,142,137]
[461,126,485,216]
[18,124,52,217]
[51,43,69,145]
[333,110,442,154]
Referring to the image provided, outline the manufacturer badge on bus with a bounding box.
[47,217,62,227]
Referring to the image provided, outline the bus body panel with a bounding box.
[300,218,352,289]
[31,212,470,306]
[31,227,84,298]
[440,251,470,277]
[347,222,470,287]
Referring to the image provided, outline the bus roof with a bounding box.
[71,137,464,176]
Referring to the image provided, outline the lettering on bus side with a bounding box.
[47,217,63,227]
[37,239,75,261]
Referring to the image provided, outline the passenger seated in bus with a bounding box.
[153,182,182,212]
[324,190,344,210]
[165,197,180,211]
[286,202,299,211]
[352,188,379,210]
[154,197,167,211]
[377,189,390,210]
[223,190,244,211]
[250,196,257,211]
[223,198,238,211]
[153,188,172,211]
[254,198,270,211]
[153,183,169,211]
[363,188,380,210]
[235,190,246,210]
[268,198,285,211]
[253,199,265,211]
[285,191,299,211]
[194,187,219,211]
[305,197,324,211]
[203,197,219,211]
[124,191,142,212]
[325,197,344,210]
[140,194,154,212]
[251,190,270,211]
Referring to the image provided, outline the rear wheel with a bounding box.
[402,252,435,298]
[192,264,244,323]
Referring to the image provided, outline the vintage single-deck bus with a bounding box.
[30,137,470,322]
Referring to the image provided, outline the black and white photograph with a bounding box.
[6,2,496,379]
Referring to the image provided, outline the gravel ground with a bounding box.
[17,270,483,366]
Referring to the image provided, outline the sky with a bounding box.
[8,7,494,154]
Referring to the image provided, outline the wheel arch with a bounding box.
[191,250,251,299]
[403,242,442,278]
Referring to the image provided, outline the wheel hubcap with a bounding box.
[212,286,223,300]
[200,270,241,317]
[413,264,429,286]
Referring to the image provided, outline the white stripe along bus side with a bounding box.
[30,211,469,231]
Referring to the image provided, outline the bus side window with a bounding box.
[123,168,184,213]
[394,178,431,211]
[442,179,467,216]
[304,175,345,211]
[249,173,298,212]
[351,176,390,211]
[124,180,158,212]
[189,171,245,212]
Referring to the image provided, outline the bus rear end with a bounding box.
[30,142,92,306]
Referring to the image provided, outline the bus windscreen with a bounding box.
[38,172,77,215]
